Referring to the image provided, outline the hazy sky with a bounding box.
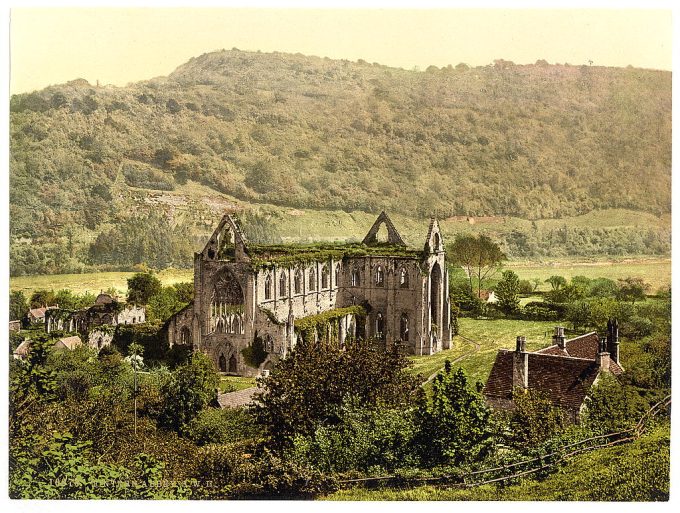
[9,8,672,94]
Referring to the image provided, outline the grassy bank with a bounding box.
[327,423,670,501]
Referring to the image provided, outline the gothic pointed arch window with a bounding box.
[321,265,330,289]
[375,312,385,340]
[375,265,385,287]
[180,326,192,346]
[264,334,274,353]
[233,315,241,334]
[264,274,272,300]
[219,354,227,373]
[279,272,287,297]
[309,268,316,291]
[294,269,303,294]
[335,264,340,288]
[399,267,409,288]
[400,313,409,341]
[351,268,360,287]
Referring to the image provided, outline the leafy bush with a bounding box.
[122,162,175,190]
[291,398,418,473]
[415,363,492,466]
[184,407,260,446]
[582,374,650,434]
[253,339,419,448]
[159,352,219,432]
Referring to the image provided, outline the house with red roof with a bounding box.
[484,320,623,422]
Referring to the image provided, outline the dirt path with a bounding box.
[217,387,259,408]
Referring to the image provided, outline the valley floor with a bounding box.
[8,257,671,297]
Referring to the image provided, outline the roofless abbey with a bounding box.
[166,212,452,377]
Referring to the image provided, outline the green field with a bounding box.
[450,318,566,384]
[10,269,194,297]
[407,318,573,387]
[219,375,257,393]
[408,339,477,381]
[506,258,670,292]
[10,258,670,298]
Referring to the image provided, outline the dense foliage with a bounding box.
[252,339,420,447]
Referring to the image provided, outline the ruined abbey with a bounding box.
[167,212,451,376]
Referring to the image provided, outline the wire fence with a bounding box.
[337,394,671,490]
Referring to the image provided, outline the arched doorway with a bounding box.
[228,354,237,373]
[430,262,442,328]
[218,354,227,372]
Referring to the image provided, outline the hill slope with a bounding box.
[9,50,671,274]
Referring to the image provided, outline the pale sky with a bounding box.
[8,8,673,94]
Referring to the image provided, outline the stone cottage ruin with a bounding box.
[166,212,452,376]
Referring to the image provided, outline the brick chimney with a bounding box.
[607,318,620,365]
[596,335,611,372]
[513,336,529,389]
[552,326,566,350]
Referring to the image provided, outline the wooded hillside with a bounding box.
[9,50,671,274]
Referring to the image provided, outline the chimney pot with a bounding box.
[552,326,566,349]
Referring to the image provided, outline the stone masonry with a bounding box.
[166,212,451,377]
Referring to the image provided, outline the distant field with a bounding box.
[10,269,193,297]
[506,258,671,292]
[10,258,670,298]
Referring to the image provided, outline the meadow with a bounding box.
[416,318,564,385]
[506,257,671,292]
[10,269,194,297]
[9,258,670,298]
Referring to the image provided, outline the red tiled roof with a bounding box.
[29,307,47,318]
[484,350,601,410]
[535,332,599,359]
[526,353,601,410]
[13,339,31,356]
[485,328,623,412]
[484,350,514,399]
[55,336,83,350]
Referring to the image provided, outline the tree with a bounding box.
[146,287,188,323]
[414,363,492,466]
[617,277,650,305]
[545,275,567,291]
[10,291,29,322]
[29,289,56,308]
[582,374,648,434]
[448,234,506,298]
[10,335,58,434]
[495,270,521,314]
[253,339,419,448]
[504,389,565,448]
[127,272,162,305]
[159,352,219,432]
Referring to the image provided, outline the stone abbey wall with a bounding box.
[166,212,451,377]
